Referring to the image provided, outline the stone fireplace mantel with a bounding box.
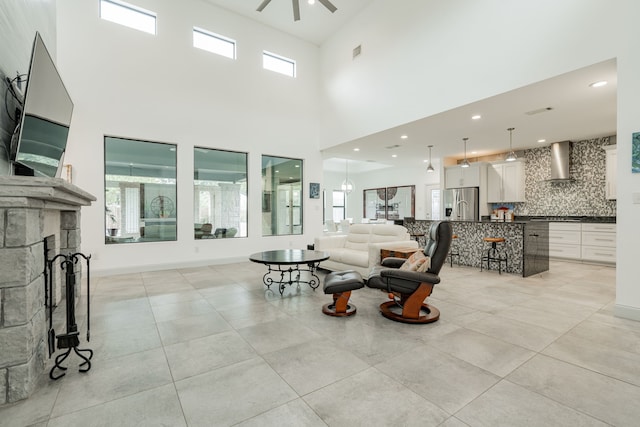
[0,176,95,405]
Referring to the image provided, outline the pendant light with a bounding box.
[460,138,470,168]
[426,145,435,173]
[505,127,517,162]
[341,159,354,195]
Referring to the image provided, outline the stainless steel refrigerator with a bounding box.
[443,187,479,221]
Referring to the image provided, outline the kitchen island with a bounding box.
[404,219,549,277]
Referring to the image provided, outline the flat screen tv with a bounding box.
[11,32,73,177]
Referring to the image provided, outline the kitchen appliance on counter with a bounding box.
[443,187,479,221]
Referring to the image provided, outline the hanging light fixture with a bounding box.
[460,138,470,168]
[426,145,435,173]
[505,127,517,162]
[341,159,354,195]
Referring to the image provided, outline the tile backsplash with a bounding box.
[513,136,616,217]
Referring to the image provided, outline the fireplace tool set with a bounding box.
[44,242,93,380]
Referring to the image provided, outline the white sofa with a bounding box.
[314,224,418,277]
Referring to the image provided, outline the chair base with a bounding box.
[322,301,357,317]
[379,301,440,324]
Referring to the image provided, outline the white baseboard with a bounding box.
[91,256,248,277]
[614,304,640,322]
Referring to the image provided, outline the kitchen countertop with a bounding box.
[477,216,616,224]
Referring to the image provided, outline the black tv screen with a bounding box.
[12,32,73,177]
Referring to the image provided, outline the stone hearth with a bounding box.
[0,176,95,404]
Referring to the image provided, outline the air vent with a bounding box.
[525,107,553,115]
[385,144,401,149]
[353,45,362,59]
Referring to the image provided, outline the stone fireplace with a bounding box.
[0,176,95,404]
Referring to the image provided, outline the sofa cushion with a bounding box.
[344,226,371,251]
[325,248,369,268]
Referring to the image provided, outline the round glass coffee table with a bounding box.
[249,249,329,295]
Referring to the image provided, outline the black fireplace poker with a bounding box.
[45,249,93,380]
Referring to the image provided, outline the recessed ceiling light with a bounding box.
[537,139,546,143]
[423,159,428,163]
[353,148,360,152]
[589,80,607,88]
[392,154,398,158]
[400,135,408,139]
[308,0,316,4]
[471,115,482,120]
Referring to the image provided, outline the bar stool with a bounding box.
[480,237,508,274]
[448,234,460,267]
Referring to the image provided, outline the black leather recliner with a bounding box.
[367,221,453,323]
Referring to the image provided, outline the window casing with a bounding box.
[194,148,247,239]
[193,27,236,59]
[99,0,157,35]
[104,137,177,244]
[262,155,303,236]
[263,51,296,77]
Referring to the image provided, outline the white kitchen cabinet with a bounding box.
[581,223,616,263]
[445,163,485,189]
[604,145,616,200]
[487,160,525,202]
[548,222,581,260]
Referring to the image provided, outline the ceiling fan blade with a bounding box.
[256,0,272,12]
[292,0,300,21]
[317,0,337,13]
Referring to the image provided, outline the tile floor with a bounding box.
[1,260,638,426]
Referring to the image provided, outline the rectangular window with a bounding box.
[332,191,345,222]
[99,0,157,35]
[262,155,303,236]
[194,148,247,239]
[193,27,236,59]
[263,51,296,77]
[105,137,177,244]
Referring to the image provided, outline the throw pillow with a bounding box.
[399,251,429,271]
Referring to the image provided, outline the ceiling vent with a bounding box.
[525,107,553,115]
[385,144,401,149]
[353,45,362,59]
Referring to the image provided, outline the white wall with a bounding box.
[56,0,324,274]
[0,0,56,174]
[318,0,640,320]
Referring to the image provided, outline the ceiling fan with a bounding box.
[256,0,337,22]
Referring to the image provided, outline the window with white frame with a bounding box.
[99,0,157,35]
[263,51,296,77]
[193,27,236,59]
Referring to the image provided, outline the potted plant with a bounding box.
[106,207,118,237]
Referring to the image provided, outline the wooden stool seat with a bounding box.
[483,237,505,244]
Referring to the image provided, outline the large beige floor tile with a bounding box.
[175,358,297,426]
[47,384,186,427]
[508,354,640,426]
[456,380,607,427]
[305,368,449,426]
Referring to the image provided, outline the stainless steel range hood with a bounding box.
[548,141,574,182]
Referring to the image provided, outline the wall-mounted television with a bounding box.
[10,32,73,177]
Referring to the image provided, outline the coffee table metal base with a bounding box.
[249,250,330,296]
[262,263,322,296]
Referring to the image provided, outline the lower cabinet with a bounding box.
[549,222,616,264]
[581,223,616,263]
[549,222,581,260]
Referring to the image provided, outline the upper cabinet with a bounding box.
[604,145,616,200]
[445,163,486,189]
[487,160,525,202]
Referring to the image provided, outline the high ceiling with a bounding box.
[201,1,617,175]
[202,0,374,45]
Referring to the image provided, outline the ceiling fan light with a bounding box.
[505,127,517,162]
